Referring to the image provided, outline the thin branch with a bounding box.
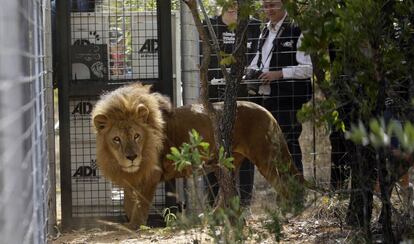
[232,23,249,56]
[196,0,230,82]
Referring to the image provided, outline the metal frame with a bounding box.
[57,0,174,229]
[56,0,73,228]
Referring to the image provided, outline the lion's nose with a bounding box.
[126,154,137,161]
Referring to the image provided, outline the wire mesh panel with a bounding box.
[201,13,331,194]
[69,98,116,217]
[0,0,53,243]
[57,0,174,228]
[68,98,166,218]
[70,1,159,82]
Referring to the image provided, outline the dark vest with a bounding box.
[258,18,302,71]
[258,18,312,106]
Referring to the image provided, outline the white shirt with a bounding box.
[249,14,312,94]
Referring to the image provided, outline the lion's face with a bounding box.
[105,121,147,173]
[92,84,169,187]
[93,101,154,174]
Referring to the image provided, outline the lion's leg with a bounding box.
[238,159,255,206]
[233,153,245,176]
[123,181,159,228]
[253,155,305,212]
[244,129,305,209]
[124,189,135,222]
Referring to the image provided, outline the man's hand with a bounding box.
[259,71,283,84]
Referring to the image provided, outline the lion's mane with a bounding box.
[91,83,171,187]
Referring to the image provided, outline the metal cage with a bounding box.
[56,0,175,229]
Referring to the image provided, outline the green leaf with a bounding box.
[346,121,369,146]
[200,142,210,151]
[337,121,345,132]
[227,22,237,32]
[218,146,225,160]
[175,160,191,172]
[332,110,339,120]
[222,157,235,170]
[218,146,234,170]
[220,55,236,66]
[192,148,201,165]
[139,225,151,230]
[170,147,180,157]
[189,130,197,145]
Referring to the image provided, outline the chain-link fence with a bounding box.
[0,0,55,243]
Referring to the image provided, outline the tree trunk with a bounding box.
[216,0,250,207]
[346,145,376,241]
[378,152,396,243]
[183,0,250,208]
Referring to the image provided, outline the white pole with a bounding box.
[0,1,27,243]
[180,1,200,105]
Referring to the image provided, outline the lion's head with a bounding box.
[91,83,171,186]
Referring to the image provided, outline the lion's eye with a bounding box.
[134,133,140,140]
[113,136,121,144]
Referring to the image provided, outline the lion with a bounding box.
[92,83,304,228]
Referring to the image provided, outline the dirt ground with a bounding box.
[50,116,350,244]
[50,105,413,243]
[49,216,350,244]
[49,170,360,244]
[48,192,358,244]
[48,186,414,244]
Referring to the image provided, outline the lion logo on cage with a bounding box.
[91,61,106,78]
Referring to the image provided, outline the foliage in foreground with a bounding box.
[285,0,413,242]
[347,118,414,155]
[165,129,302,242]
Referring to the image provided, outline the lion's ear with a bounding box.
[144,84,153,91]
[136,104,149,122]
[93,114,109,131]
[153,93,172,114]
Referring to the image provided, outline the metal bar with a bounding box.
[156,0,173,97]
[156,0,176,211]
[56,0,73,229]
[44,0,57,236]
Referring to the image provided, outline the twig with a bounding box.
[196,0,230,82]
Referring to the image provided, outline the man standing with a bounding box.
[248,0,313,173]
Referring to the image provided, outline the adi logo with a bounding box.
[72,101,93,115]
[139,39,158,58]
[139,39,158,53]
[73,159,99,182]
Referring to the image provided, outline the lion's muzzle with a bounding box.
[126,154,138,161]
[120,153,142,173]
[122,163,140,173]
